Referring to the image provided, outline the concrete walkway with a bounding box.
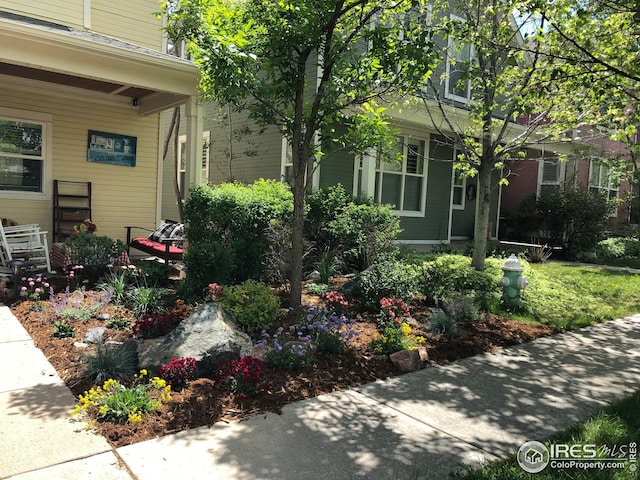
[1,303,639,480]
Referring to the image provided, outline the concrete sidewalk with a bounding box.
[1,303,639,480]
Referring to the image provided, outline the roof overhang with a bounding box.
[0,11,199,115]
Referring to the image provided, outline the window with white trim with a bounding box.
[373,136,427,216]
[538,156,566,196]
[452,167,466,209]
[178,131,210,198]
[0,115,47,194]
[281,137,293,184]
[445,15,474,103]
[589,160,618,200]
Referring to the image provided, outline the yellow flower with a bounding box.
[128,410,143,423]
[401,322,412,336]
[150,377,167,389]
[102,379,119,392]
[161,386,172,403]
[98,405,108,416]
[140,369,148,376]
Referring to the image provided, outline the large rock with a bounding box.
[137,303,252,374]
[389,347,429,373]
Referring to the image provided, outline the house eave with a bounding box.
[0,14,199,113]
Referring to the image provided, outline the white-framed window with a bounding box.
[281,137,293,184]
[589,160,619,200]
[537,157,565,195]
[0,108,52,198]
[445,15,474,103]
[178,131,210,198]
[451,167,466,210]
[372,136,428,216]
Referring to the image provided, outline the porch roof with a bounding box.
[0,10,199,115]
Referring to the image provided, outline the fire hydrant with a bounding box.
[500,254,529,307]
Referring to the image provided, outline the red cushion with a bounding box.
[131,237,183,260]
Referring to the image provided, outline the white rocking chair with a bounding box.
[0,223,52,273]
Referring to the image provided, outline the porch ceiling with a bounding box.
[0,62,155,100]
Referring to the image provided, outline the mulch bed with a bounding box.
[7,288,558,448]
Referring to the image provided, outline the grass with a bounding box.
[508,262,640,330]
[453,389,640,479]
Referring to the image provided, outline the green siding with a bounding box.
[207,107,282,184]
[319,149,354,189]
[451,176,477,237]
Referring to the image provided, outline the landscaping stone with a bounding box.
[306,270,321,282]
[137,303,252,374]
[389,347,429,372]
[97,313,111,321]
[83,327,106,344]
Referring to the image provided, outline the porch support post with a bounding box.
[184,96,204,198]
[360,147,377,198]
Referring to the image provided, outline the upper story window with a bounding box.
[0,109,51,197]
[373,136,427,216]
[589,160,618,200]
[445,15,475,103]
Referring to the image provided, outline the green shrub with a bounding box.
[535,187,617,259]
[354,261,420,309]
[184,180,293,291]
[419,254,502,309]
[305,184,354,249]
[328,202,401,270]
[578,237,640,268]
[81,341,138,385]
[218,280,280,334]
[63,233,126,268]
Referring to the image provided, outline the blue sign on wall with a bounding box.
[87,130,137,167]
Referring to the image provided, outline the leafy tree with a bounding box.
[164,0,438,306]
[419,0,585,270]
[537,1,640,211]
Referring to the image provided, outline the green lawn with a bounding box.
[453,389,640,480]
[509,262,640,330]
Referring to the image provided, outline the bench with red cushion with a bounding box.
[125,222,183,262]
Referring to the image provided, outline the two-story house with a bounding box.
[0,0,201,244]
[160,10,506,248]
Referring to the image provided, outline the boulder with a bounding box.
[389,347,429,373]
[83,327,106,344]
[137,303,253,374]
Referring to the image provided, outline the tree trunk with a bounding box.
[471,159,493,271]
[289,177,305,308]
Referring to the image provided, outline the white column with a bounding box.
[184,96,204,197]
[360,147,377,198]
